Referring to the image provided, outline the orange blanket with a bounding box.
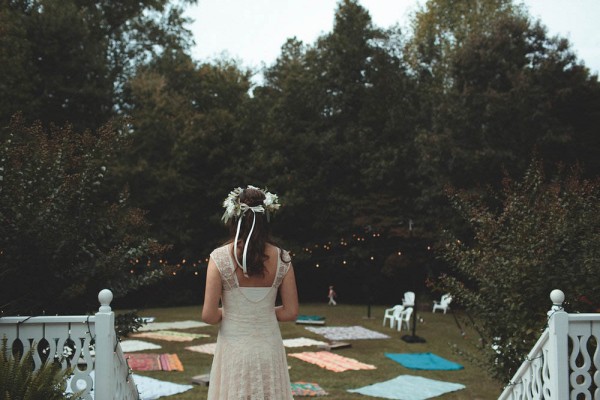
[288,351,376,372]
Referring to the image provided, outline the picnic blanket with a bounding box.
[283,337,328,348]
[347,375,466,400]
[119,340,162,352]
[288,351,376,372]
[138,320,208,331]
[305,326,390,341]
[134,374,193,398]
[385,352,464,370]
[186,342,217,355]
[131,330,209,342]
[296,315,326,325]
[125,353,184,371]
[66,371,193,399]
[291,381,328,396]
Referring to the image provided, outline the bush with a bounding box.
[115,311,146,338]
[0,116,171,314]
[435,159,600,380]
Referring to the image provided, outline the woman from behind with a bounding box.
[202,185,298,399]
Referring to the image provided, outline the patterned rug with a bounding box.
[288,351,376,372]
[385,352,464,370]
[347,375,465,400]
[125,353,184,371]
[131,330,210,342]
[138,320,209,331]
[283,337,328,348]
[291,381,328,396]
[305,326,390,341]
[186,342,217,355]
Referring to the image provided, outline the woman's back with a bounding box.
[206,244,294,399]
[202,185,297,399]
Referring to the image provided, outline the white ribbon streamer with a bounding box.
[233,204,265,278]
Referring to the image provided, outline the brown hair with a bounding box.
[226,187,286,277]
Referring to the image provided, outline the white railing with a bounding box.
[499,289,600,400]
[0,289,139,400]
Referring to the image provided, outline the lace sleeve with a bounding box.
[210,246,237,291]
[273,249,291,288]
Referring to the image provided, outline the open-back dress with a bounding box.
[207,244,294,399]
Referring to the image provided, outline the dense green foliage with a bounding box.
[0,117,169,313]
[435,160,600,380]
[0,0,195,131]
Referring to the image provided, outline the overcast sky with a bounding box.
[185,0,600,77]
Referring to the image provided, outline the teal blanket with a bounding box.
[297,315,325,321]
[348,375,466,400]
[385,352,464,370]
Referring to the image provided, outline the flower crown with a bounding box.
[221,185,281,224]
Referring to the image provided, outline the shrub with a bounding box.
[0,116,171,314]
[435,159,600,380]
[115,311,146,338]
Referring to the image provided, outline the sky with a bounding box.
[185,0,600,79]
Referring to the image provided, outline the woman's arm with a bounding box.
[201,258,223,324]
[275,264,299,322]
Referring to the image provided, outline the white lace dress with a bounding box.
[207,245,294,400]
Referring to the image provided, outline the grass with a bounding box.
[119,303,503,399]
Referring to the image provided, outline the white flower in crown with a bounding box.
[221,185,280,224]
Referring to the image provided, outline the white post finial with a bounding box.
[548,289,565,317]
[550,289,565,306]
[98,289,113,313]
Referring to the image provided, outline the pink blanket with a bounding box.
[288,351,376,372]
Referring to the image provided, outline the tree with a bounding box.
[0,0,195,131]
[119,51,254,260]
[406,0,600,228]
[0,116,169,314]
[257,0,420,241]
[435,159,600,380]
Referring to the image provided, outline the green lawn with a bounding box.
[120,303,503,399]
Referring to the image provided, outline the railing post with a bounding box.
[547,289,569,400]
[94,289,115,400]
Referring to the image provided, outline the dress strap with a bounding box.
[273,249,291,288]
[210,246,238,291]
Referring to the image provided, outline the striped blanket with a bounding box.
[125,353,184,371]
[288,351,376,372]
